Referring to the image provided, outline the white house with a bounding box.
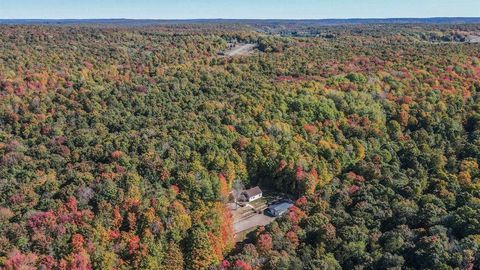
[242,186,263,202]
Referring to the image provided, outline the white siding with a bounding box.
[248,193,262,202]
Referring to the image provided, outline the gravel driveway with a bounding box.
[233,213,275,234]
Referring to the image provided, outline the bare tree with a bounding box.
[232,179,244,210]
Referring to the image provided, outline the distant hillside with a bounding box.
[1,17,480,26]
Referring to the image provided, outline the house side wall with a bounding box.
[248,193,262,202]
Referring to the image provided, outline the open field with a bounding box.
[222,43,257,56]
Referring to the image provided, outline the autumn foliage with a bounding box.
[1,23,480,270]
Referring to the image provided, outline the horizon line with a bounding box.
[2,16,480,21]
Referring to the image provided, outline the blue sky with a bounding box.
[1,0,479,19]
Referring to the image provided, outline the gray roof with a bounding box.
[269,202,293,212]
[243,186,262,198]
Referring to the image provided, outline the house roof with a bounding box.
[243,186,262,198]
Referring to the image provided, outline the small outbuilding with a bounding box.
[242,186,263,202]
[267,202,293,217]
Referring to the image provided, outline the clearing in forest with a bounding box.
[221,43,257,57]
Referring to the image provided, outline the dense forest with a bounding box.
[0,23,479,269]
